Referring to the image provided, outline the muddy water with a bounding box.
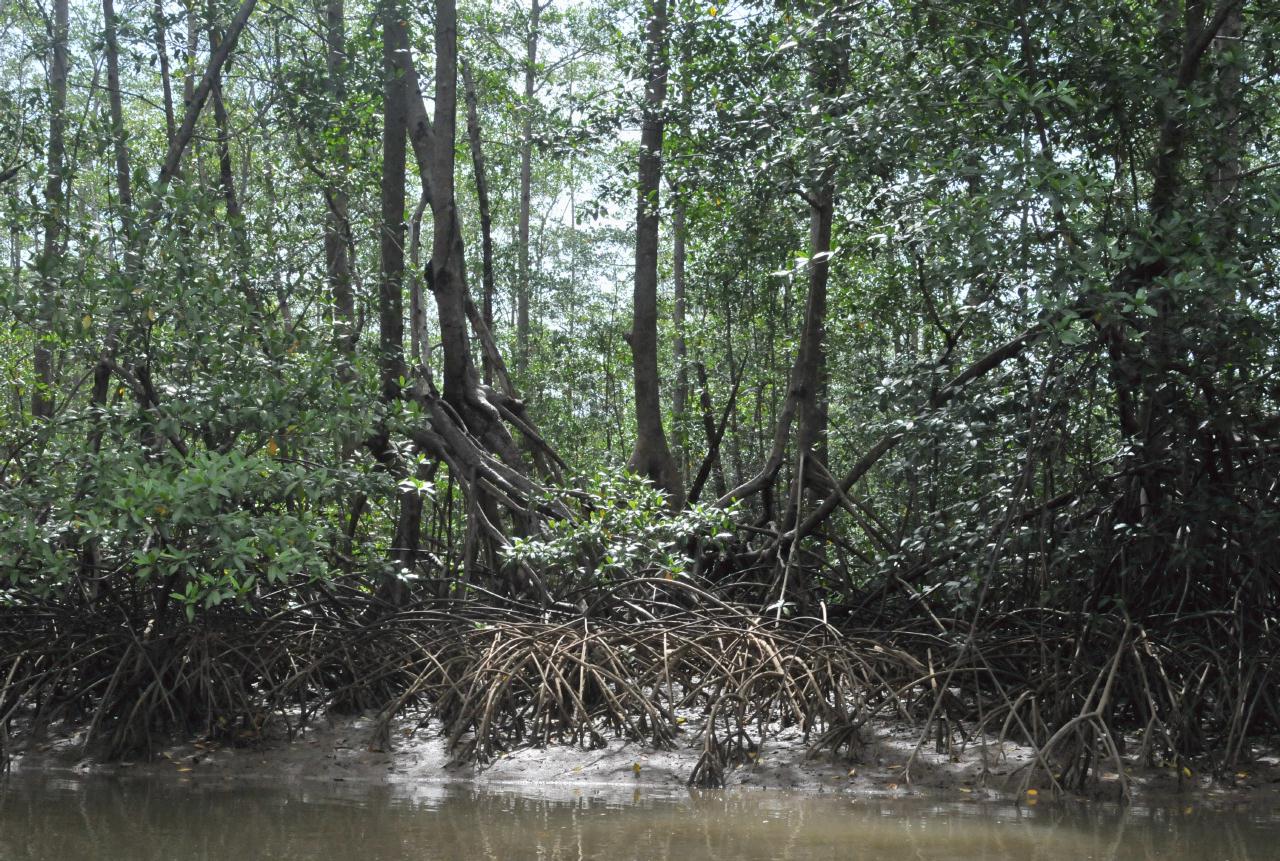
[2,774,1278,860]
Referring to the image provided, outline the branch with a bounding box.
[143,0,258,229]
[1178,0,1242,89]
[788,323,1046,544]
[687,358,745,505]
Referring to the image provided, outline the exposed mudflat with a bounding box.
[9,713,1280,809]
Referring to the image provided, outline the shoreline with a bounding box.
[8,714,1280,808]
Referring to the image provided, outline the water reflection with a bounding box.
[1,773,1277,860]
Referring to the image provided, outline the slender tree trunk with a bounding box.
[204,7,244,241]
[183,2,207,186]
[408,186,429,365]
[627,0,684,507]
[208,32,242,229]
[379,0,408,405]
[787,175,833,517]
[104,0,134,245]
[462,58,497,386]
[378,0,417,585]
[672,196,689,479]
[33,0,69,419]
[694,360,728,501]
[82,0,138,584]
[671,10,693,482]
[320,0,356,365]
[153,0,177,146]
[150,0,257,219]
[784,8,846,532]
[427,0,471,409]
[720,12,842,525]
[516,0,545,378]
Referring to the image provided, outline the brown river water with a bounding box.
[2,773,1278,860]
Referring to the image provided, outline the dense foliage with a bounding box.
[1,0,1277,786]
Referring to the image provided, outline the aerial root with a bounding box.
[2,593,1275,793]
[0,601,910,784]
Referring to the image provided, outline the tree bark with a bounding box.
[627,0,684,507]
[462,58,498,386]
[153,0,177,146]
[672,195,689,479]
[320,0,356,365]
[376,0,417,589]
[33,0,69,419]
[516,0,546,378]
[104,0,134,245]
[784,172,833,529]
[671,10,694,482]
[207,26,243,231]
[393,31,546,474]
[429,0,470,409]
[182,1,207,186]
[379,0,408,405]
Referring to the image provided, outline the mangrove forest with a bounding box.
[1,0,1278,796]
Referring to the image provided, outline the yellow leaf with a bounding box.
[708,4,716,15]
[176,767,192,773]
[1026,788,1038,796]
[146,308,156,322]
[81,314,92,330]
[1182,766,1193,778]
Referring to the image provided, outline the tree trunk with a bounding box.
[516,0,545,378]
[1127,2,1239,521]
[671,10,694,481]
[672,196,689,480]
[183,2,207,186]
[429,0,469,409]
[408,186,430,366]
[393,28,547,473]
[627,0,684,507]
[104,0,134,245]
[83,0,138,584]
[33,0,69,419]
[378,0,416,587]
[320,0,356,366]
[153,0,177,146]
[208,28,243,230]
[462,58,498,386]
[379,0,408,405]
[784,173,833,529]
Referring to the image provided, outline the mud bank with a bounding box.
[9,714,1280,808]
